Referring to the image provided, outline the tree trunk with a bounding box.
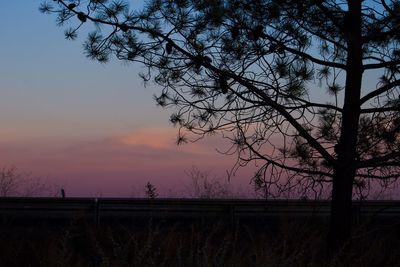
[328,0,363,254]
[328,166,356,252]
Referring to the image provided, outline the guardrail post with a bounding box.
[94,198,100,226]
[352,203,361,225]
[230,204,236,227]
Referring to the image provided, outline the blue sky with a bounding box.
[0,1,165,139]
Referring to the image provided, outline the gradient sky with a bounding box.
[0,1,257,197]
[2,1,397,199]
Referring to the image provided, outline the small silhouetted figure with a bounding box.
[61,188,66,198]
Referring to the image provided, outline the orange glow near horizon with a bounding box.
[0,126,257,196]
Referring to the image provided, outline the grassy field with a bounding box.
[1,215,400,267]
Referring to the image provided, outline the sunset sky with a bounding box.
[0,1,257,196]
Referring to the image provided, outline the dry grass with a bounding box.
[0,216,399,267]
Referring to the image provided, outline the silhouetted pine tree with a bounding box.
[41,0,400,253]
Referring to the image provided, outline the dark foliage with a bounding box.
[1,217,400,266]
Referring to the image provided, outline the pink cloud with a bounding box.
[118,127,176,149]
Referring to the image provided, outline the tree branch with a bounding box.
[364,59,400,70]
[360,106,400,113]
[360,79,400,104]
[240,129,334,178]
[56,0,338,167]
[261,33,347,69]
[357,152,400,168]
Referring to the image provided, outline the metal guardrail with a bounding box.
[0,198,399,224]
